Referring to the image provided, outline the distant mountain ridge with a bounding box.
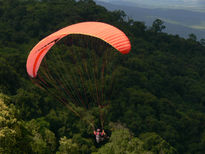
[97,0,205,12]
[95,0,205,40]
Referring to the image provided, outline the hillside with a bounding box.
[96,0,205,12]
[0,0,205,153]
[95,0,205,40]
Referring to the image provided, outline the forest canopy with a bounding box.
[0,0,205,153]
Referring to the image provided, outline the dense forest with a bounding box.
[1,0,205,153]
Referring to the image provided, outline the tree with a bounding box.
[0,57,21,94]
[0,93,32,153]
[94,123,152,154]
[150,19,166,33]
[56,136,79,154]
[0,94,18,153]
[25,118,57,154]
[188,33,197,41]
[200,38,205,46]
[140,132,177,154]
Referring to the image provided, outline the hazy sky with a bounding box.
[98,0,205,11]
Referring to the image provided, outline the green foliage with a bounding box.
[200,38,205,46]
[94,123,152,154]
[25,118,57,153]
[150,19,166,33]
[56,136,79,154]
[0,57,22,94]
[140,132,177,154]
[0,94,19,153]
[188,33,197,41]
[0,0,205,153]
[72,133,96,154]
[0,94,32,153]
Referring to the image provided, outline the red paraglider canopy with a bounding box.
[26,21,131,78]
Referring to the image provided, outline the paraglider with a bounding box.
[27,22,131,78]
[26,21,131,141]
[94,129,106,143]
